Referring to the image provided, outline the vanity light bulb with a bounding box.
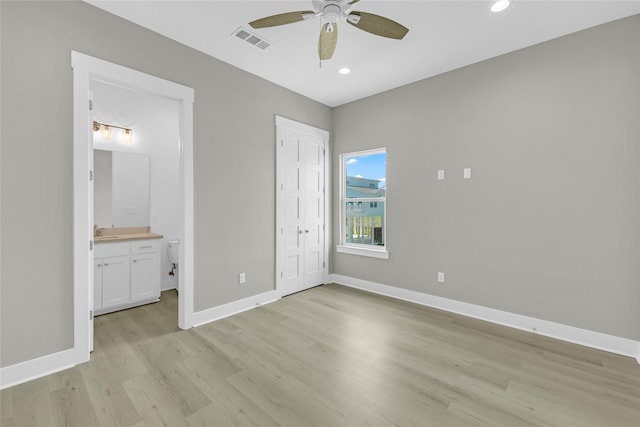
[122,129,133,144]
[100,124,112,140]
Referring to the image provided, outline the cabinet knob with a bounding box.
[103,263,109,267]
[133,259,137,263]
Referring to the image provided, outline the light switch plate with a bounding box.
[463,168,472,179]
[437,170,445,180]
[239,273,246,284]
[438,272,445,283]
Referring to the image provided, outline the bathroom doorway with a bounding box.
[91,80,180,340]
[72,52,195,364]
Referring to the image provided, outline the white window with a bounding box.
[337,148,388,259]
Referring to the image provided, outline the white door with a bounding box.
[303,138,325,287]
[277,118,329,297]
[281,128,305,294]
[89,92,95,352]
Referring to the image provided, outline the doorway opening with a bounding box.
[91,80,181,344]
[72,52,195,364]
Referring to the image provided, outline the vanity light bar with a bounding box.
[93,121,133,144]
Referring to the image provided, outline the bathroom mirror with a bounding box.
[94,149,150,228]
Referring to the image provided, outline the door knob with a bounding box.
[298,229,303,234]
[305,230,310,233]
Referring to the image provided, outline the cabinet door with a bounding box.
[102,255,130,308]
[131,253,159,301]
[94,259,103,309]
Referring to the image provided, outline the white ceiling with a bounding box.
[86,1,640,107]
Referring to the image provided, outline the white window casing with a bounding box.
[337,148,389,259]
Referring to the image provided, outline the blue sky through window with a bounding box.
[345,152,386,189]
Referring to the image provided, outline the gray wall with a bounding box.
[0,1,331,367]
[332,15,640,341]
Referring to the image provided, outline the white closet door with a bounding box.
[278,124,327,297]
[303,138,325,287]
[281,129,305,296]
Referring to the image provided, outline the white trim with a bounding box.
[69,52,195,386]
[336,245,389,259]
[275,116,331,297]
[330,274,640,362]
[192,291,280,327]
[0,349,76,390]
[275,116,327,137]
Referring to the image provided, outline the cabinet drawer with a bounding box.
[131,239,160,254]
[95,241,130,258]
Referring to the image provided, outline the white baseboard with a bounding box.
[191,290,280,327]
[161,281,177,291]
[0,348,77,390]
[330,274,640,362]
[161,276,177,291]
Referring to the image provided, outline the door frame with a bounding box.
[72,51,195,364]
[275,116,330,296]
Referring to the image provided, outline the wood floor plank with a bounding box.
[1,285,639,426]
[48,369,100,427]
[4,377,53,427]
[121,372,190,426]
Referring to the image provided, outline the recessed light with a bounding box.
[339,67,351,75]
[491,0,510,13]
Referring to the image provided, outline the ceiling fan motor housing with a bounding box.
[323,4,342,23]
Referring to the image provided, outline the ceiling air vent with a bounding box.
[233,27,271,50]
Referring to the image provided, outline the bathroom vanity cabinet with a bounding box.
[94,239,160,315]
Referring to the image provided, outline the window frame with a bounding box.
[337,148,389,259]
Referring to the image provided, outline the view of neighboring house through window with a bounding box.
[341,149,386,253]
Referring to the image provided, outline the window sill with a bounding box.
[336,245,389,259]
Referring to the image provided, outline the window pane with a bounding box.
[345,201,385,246]
[345,152,386,199]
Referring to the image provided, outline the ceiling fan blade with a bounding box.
[249,11,314,29]
[348,0,360,4]
[347,12,409,40]
[318,23,338,61]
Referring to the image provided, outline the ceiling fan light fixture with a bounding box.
[491,0,511,13]
[323,4,341,23]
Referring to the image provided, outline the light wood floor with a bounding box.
[1,284,639,426]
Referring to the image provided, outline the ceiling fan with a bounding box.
[249,0,409,61]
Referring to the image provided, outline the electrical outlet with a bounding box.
[437,170,445,180]
[437,272,445,283]
[239,273,246,284]
[463,168,472,179]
